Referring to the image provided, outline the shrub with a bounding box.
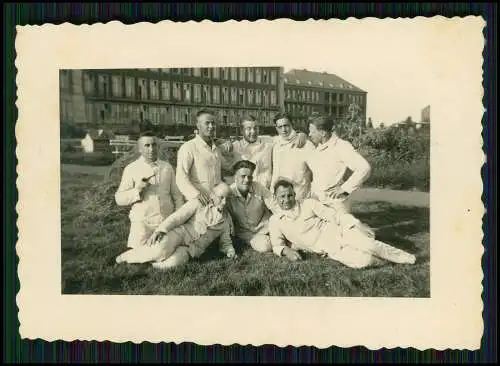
[61,151,116,166]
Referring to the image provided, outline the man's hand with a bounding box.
[292,132,308,148]
[282,247,302,261]
[146,231,165,246]
[326,186,349,200]
[197,188,213,207]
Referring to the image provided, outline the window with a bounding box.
[230,68,238,81]
[149,68,160,72]
[247,89,254,105]
[263,90,269,106]
[203,85,211,104]
[149,106,160,125]
[184,84,191,101]
[222,87,229,104]
[111,104,120,120]
[193,84,202,103]
[202,68,210,78]
[247,68,254,83]
[161,81,170,100]
[173,82,181,100]
[85,103,94,123]
[262,69,268,83]
[98,75,108,97]
[315,92,320,102]
[84,73,95,95]
[255,68,262,83]
[255,90,262,105]
[339,93,344,102]
[182,68,191,76]
[150,80,159,100]
[161,68,170,73]
[270,91,277,106]
[324,92,329,103]
[138,78,148,100]
[239,89,245,104]
[125,77,135,98]
[292,90,297,100]
[307,90,311,101]
[239,68,246,82]
[171,68,180,74]
[270,70,277,84]
[212,86,220,104]
[230,87,237,104]
[193,68,201,77]
[212,68,219,79]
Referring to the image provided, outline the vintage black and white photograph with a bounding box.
[16,18,484,348]
[59,66,430,297]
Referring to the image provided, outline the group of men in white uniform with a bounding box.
[114,109,416,270]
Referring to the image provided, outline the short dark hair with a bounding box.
[273,178,295,194]
[241,115,258,124]
[273,112,292,125]
[196,109,214,119]
[309,115,334,132]
[139,131,157,138]
[232,160,256,176]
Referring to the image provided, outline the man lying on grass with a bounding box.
[269,179,417,268]
[115,182,238,270]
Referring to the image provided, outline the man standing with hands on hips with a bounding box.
[115,131,185,249]
[306,114,372,214]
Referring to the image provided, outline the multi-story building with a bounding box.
[283,69,367,130]
[60,67,284,133]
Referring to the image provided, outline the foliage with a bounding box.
[60,122,87,139]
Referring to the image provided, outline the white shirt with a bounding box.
[176,135,223,200]
[306,134,371,200]
[115,156,184,223]
[271,130,315,199]
[231,138,274,188]
[269,199,360,257]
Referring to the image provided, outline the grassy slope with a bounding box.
[61,171,430,297]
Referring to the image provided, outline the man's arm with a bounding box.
[218,221,237,258]
[175,144,201,200]
[169,166,185,210]
[115,165,141,206]
[339,141,372,194]
[155,199,199,233]
[268,215,288,257]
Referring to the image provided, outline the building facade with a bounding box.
[283,69,367,130]
[60,67,284,133]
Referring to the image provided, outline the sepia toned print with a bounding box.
[16,17,484,349]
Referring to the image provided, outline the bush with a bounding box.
[61,122,87,139]
[61,151,116,166]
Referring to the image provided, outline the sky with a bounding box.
[267,18,468,127]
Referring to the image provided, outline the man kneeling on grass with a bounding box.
[115,182,238,270]
[269,179,417,268]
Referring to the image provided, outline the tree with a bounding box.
[367,117,374,129]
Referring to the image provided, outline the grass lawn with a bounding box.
[61,169,430,297]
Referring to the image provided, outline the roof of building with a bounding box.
[283,69,365,92]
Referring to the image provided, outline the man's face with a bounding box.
[196,113,216,139]
[275,185,296,211]
[138,136,158,163]
[234,167,254,194]
[308,123,323,145]
[242,120,259,143]
[275,118,292,138]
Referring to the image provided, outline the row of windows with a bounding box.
[85,74,279,107]
[84,102,277,126]
[286,88,365,105]
[139,67,278,84]
[285,103,348,117]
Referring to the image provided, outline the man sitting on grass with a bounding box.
[115,131,184,249]
[115,182,238,270]
[226,160,280,253]
[269,179,417,268]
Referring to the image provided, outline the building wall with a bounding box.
[64,67,282,131]
[283,84,367,129]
